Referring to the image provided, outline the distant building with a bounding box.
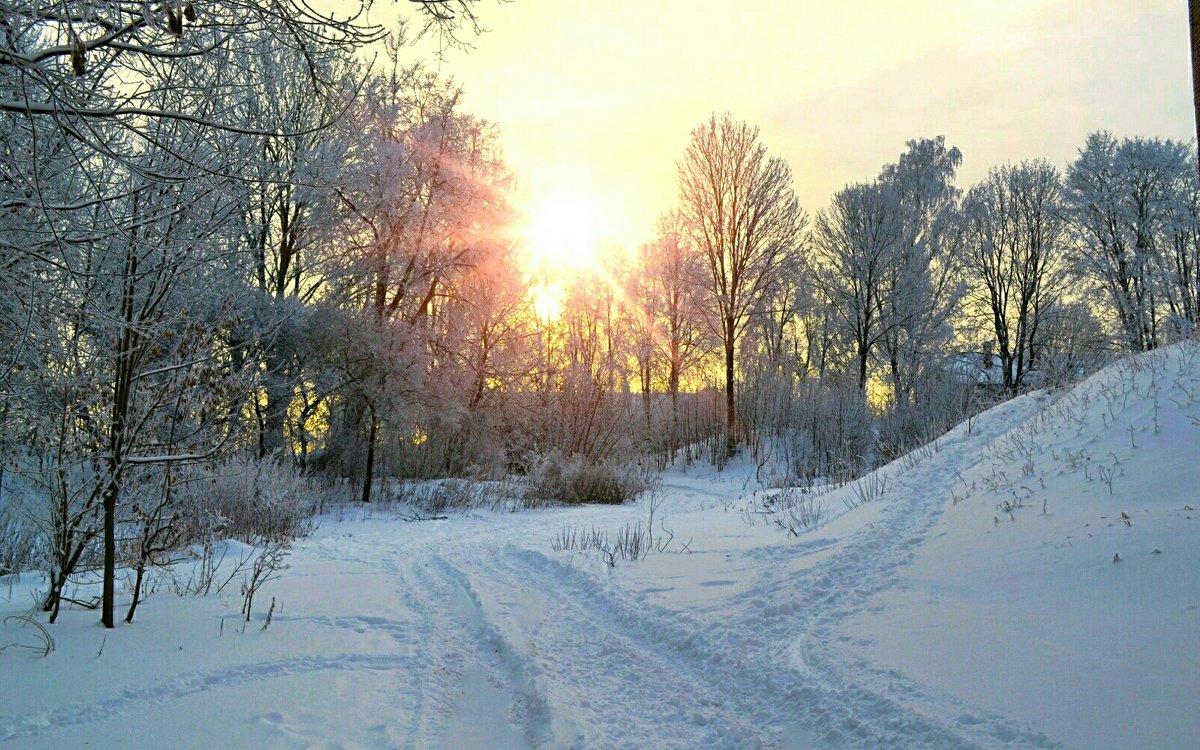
[945,340,1040,394]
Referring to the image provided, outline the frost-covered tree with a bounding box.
[676,114,807,455]
[0,1,485,628]
[1163,182,1200,332]
[326,54,512,499]
[235,41,361,460]
[550,274,637,461]
[811,181,906,392]
[633,212,711,451]
[437,245,536,469]
[875,137,964,405]
[962,160,1069,392]
[16,108,253,626]
[1065,132,1199,350]
[0,3,379,172]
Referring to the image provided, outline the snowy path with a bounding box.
[0,395,1059,749]
[4,346,1198,748]
[301,392,1052,748]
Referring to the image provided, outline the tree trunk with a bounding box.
[889,355,901,406]
[103,243,138,629]
[360,407,377,503]
[0,402,6,502]
[101,472,118,628]
[668,361,680,460]
[1191,0,1200,180]
[125,561,145,624]
[261,343,290,458]
[857,340,869,392]
[724,316,736,457]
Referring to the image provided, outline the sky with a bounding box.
[346,0,1193,249]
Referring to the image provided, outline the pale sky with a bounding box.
[351,0,1192,248]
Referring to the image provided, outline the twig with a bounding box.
[1,615,55,656]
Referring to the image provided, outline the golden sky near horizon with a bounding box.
[339,0,1193,249]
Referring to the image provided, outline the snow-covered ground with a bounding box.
[2,343,1198,749]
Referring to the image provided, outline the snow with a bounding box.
[2,343,1198,748]
[840,343,1200,749]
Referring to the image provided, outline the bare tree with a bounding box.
[330,57,511,500]
[962,160,1069,392]
[676,114,806,456]
[811,181,905,392]
[632,212,710,454]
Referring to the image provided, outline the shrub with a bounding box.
[176,456,318,545]
[403,478,511,514]
[524,452,655,506]
[0,506,41,577]
[551,521,657,566]
[0,474,49,577]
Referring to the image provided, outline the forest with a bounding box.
[1,0,1198,640]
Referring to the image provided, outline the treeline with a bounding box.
[642,119,1198,480]
[0,3,1197,629]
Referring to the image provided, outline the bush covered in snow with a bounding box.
[524,452,658,506]
[175,456,319,545]
[0,505,40,578]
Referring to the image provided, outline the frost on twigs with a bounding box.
[241,541,289,623]
[524,452,658,507]
[551,517,689,567]
[742,485,826,537]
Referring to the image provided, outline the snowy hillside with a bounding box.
[1,342,1197,749]
[840,342,1200,749]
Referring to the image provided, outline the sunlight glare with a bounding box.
[523,193,605,275]
[521,191,612,322]
[531,282,564,323]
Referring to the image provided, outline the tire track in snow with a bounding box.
[798,397,1060,748]
[499,544,979,749]
[0,539,464,750]
[237,532,505,749]
[342,537,502,749]
[424,554,553,748]
[441,545,771,749]
[0,652,413,743]
[711,393,1062,748]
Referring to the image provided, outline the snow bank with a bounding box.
[840,341,1200,749]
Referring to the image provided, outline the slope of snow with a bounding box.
[1,342,1196,748]
[839,342,1200,749]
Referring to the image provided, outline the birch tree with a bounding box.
[875,136,964,404]
[811,181,905,392]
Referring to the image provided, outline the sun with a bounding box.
[522,193,606,276]
[520,191,612,321]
